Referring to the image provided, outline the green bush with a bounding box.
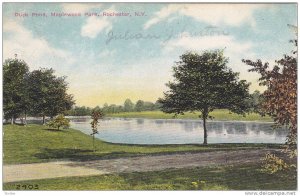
[47,114,70,130]
[261,153,295,174]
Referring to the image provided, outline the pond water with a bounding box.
[69,117,288,144]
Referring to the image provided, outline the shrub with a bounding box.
[261,153,292,174]
[47,114,70,130]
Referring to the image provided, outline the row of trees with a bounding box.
[67,99,162,116]
[3,58,75,124]
[68,92,262,116]
[113,99,162,112]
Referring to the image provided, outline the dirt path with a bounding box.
[3,149,280,183]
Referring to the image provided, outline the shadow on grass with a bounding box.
[43,128,66,132]
[3,122,26,126]
[100,141,283,149]
[34,148,146,162]
[33,141,286,163]
[116,164,297,190]
[33,147,222,162]
[3,163,296,190]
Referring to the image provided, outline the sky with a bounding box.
[2,3,298,107]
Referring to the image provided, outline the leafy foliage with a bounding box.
[90,108,105,152]
[27,68,75,120]
[124,99,134,112]
[135,100,145,112]
[159,50,251,144]
[67,106,92,116]
[47,114,70,130]
[248,90,264,114]
[242,42,297,154]
[68,100,161,116]
[261,153,295,174]
[242,38,297,173]
[3,58,30,122]
[3,58,75,124]
[90,109,104,135]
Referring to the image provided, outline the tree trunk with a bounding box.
[203,117,208,145]
[42,115,46,125]
[11,117,14,125]
[202,109,208,145]
[24,111,27,125]
[93,135,95,152]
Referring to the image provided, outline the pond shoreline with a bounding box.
[67,116,274,124]
[4,124,284,165]
[12,115,274,124]
[70,117,287,145]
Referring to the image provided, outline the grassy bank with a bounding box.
[3,124,278,164]
[107,110,272,121]
[3,163,296,190]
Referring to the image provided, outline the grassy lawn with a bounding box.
[4,124,295,191]
[3,124,279,164]
[107,110,272,121]
[3,163,296,190]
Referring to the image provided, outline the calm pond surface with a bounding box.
[69,117,288,144]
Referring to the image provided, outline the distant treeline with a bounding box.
[67,99,162,116]
[67,92,261,116]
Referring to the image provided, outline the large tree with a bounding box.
[28,68,75,124]
[159,50,251,144]
[3,58,30,124]
[242,39,297,160]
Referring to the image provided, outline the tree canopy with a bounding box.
[135,100,145,112]
[3,58,75,124]
[159,50,251,144]
[3,58,30,123]
[90,107,105,152]
[124,99,134,112]
[47,114,70,131]
[27,68,75,123]
[243,40,297,158]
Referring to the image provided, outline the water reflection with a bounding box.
[136,118,144,124]
[183,122,196,132]
[69,117,288,145]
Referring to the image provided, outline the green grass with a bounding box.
[3,163,296,190]
[3,124,294,190]
[3,124,279,164]
[107,110,272,121]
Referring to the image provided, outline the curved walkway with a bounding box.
[3,149,280,183]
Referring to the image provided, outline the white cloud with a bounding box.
[144,5,181,29]
[3,20,74,74]
[161,33,265,92]
[81,17,112,38]
[61,3,101,13]
[144,4,270,29]
[99,49,116,58]
[162,33,253,54]
[81,6,116,39]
